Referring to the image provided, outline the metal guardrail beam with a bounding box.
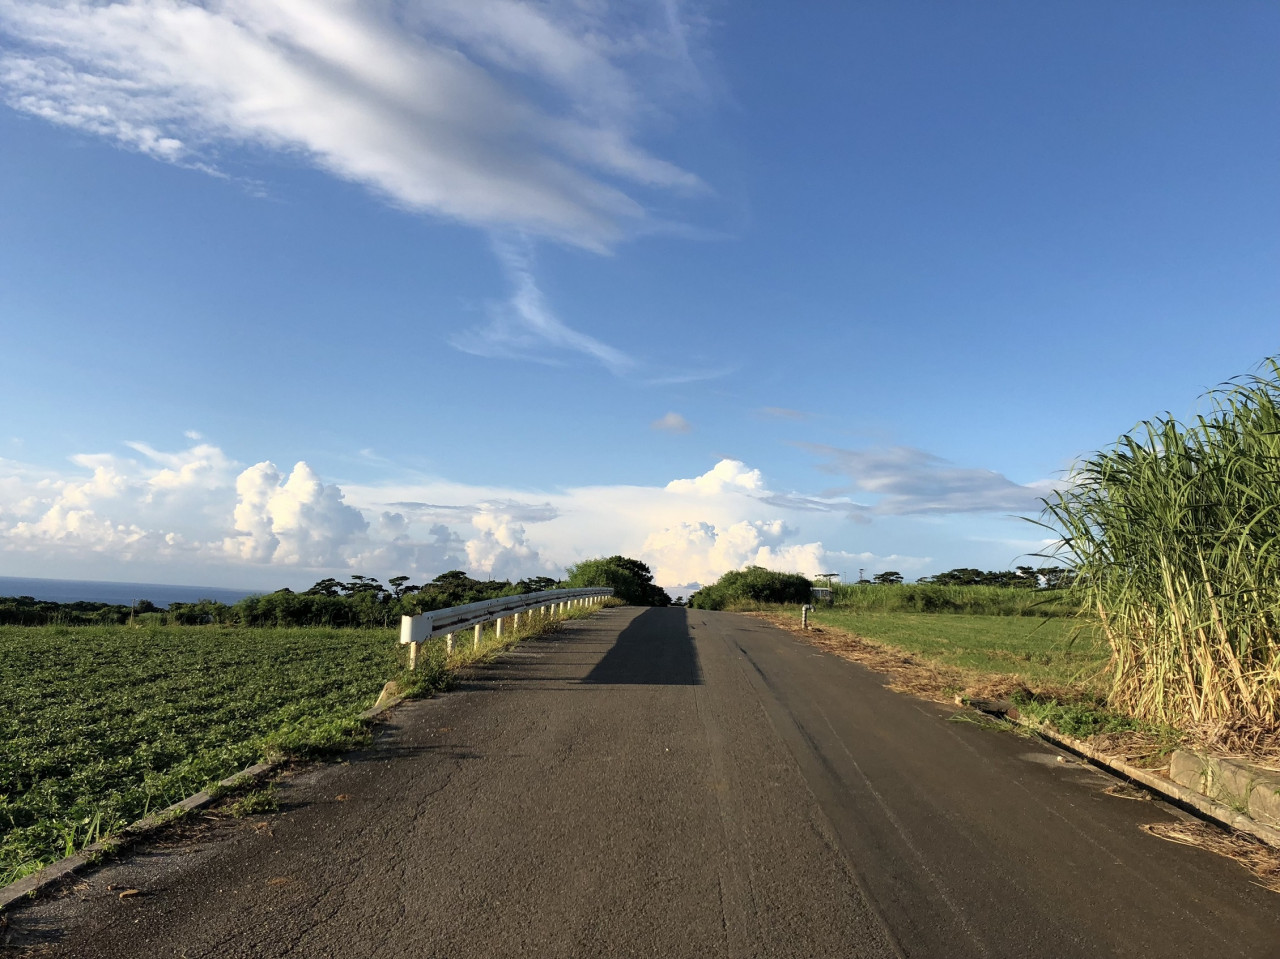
[398,587,613,652]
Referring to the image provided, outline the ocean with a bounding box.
[0,576,259,608]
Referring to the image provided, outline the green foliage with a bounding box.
[0,588,613,883]
[688,566,812,610]
[563,556,669,606]
[1008,691,1157,741]
[791,607,1107,692]
[828,582,1076,617]
[916,566,1074,589]
[1040,356,1280,729]
[0,624,403,884]
[228,785,280,818]
[0,568,558,630]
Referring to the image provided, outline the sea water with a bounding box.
[0,575,257,608]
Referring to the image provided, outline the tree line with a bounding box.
[0,556,669,628]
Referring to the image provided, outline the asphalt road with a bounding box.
[9,607,1280,958]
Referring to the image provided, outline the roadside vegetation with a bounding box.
[798,608,1100,691]
[0,564,637,886]
[1040,359,1280,742]
[687,566,811,609]
[821,580,1075,617]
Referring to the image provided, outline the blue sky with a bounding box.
[1,1,1276,596]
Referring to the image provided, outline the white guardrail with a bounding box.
[399,587,614,669]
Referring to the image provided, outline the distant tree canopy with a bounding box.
[914,566,1075,589]
[563,556,670,607]
[688,567,813,610]
[0,568,582,628]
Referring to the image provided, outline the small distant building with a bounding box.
[810,586,833,604]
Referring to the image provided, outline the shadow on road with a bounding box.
[581,607,702,686]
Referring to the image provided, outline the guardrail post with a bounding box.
[495,616,504,639]
[473,623,483,650]
[408,642,419,671]
[445,632,454,655]
[513,611,521,630]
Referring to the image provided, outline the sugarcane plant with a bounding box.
[1040,358,1280,732]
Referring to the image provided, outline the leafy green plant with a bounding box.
[228,785,279,818]
[689,567,813,610]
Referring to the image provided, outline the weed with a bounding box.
[228,786,279,819]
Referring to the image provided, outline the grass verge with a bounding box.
[753,604,1183,765]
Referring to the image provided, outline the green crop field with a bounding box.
[0,624,412,884]
[785,607,1109,692]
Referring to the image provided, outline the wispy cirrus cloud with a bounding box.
[0,0,708,251]
[808,444,1059,515]
[758,406,815,421]
[450,233,636,372]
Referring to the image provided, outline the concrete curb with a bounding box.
[0,685,413,915]
[1011,717,1280,850]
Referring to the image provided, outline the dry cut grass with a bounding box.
[1143,821,1280,893]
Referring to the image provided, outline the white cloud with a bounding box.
[224,460,368,566]
[641,519,825,587]
[665,458,762,495]
[0,0,707,251]
[1,441,975,592]
[451,233,634,371]
[651,411,691,433]
[465,509,549,580]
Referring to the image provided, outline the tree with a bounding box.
[688,567,812,610]
[564,556,669,606]
[516,576,560,594]
[305,578,344,597]
[872,571,903,585]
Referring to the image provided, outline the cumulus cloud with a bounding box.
[0,441,944,591]
[651,411,691,433]
[809,444,1058,515]
[2,442,237,560]
[225,460,368,566]
[665,458,762,495]
[641,519,825,588]
[0,0,707,250]
[465,510,549,580]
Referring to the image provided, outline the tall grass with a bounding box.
[1041,359,1280,731]
[828,582,1073,617]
